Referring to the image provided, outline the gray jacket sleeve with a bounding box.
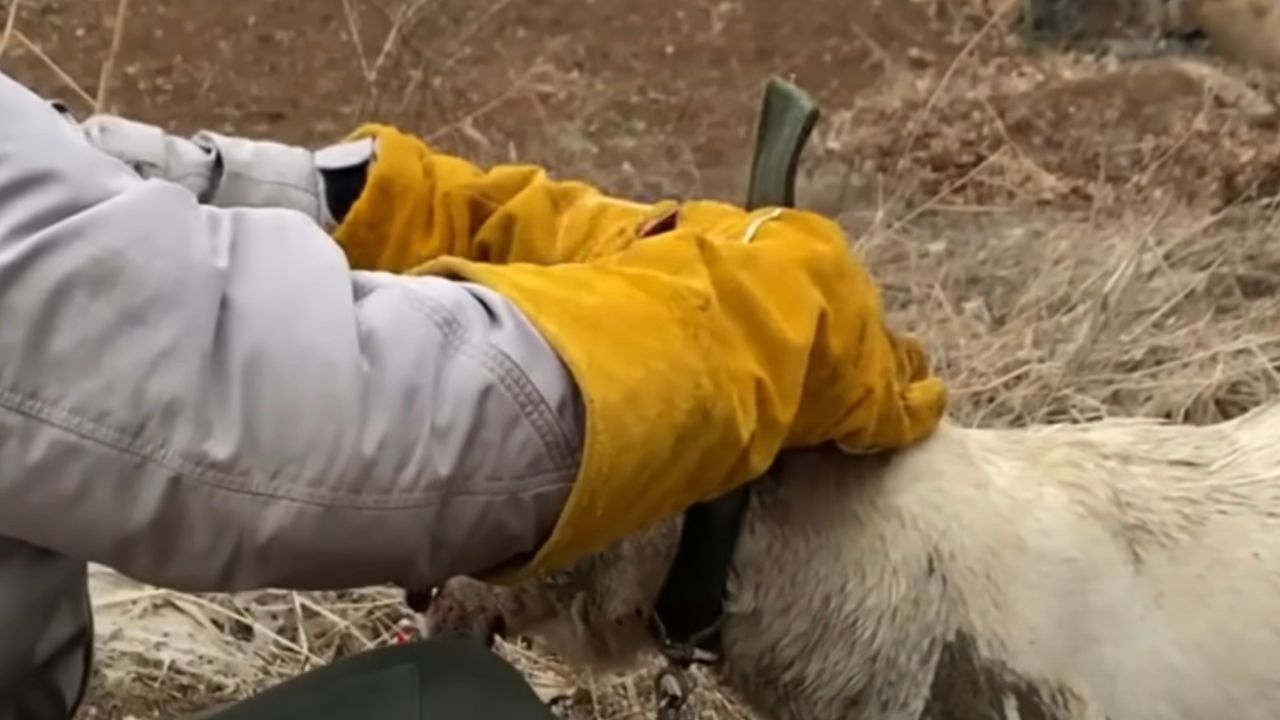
[0,71,583,593]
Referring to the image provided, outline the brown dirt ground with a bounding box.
[5,0,1280,718]
[7,0,1280,212]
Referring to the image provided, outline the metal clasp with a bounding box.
[648,614,722,720]
[655,665,691,720]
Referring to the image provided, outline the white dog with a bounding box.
[423,403,1280,720]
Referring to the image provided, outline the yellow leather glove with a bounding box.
[420,209,945,579]
[331,125,948,579]
[332,123,679,270]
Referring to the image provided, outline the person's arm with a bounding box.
[77,115,681,272]
[0,71,582,592]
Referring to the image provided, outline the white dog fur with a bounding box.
[424,402,1280,720]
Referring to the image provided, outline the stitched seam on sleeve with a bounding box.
[0,386,571,509]
[218,170,314,194]
[400,288,580,472]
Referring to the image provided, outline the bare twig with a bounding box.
[342,0,374,81]
[0,0,20,58]
[370,0,431,78]
[425,59,549,142]
[396,0,521,116]
[168,594,330,668]
[886,145,1009,233]
[95,0,131,112]
[878,1,1019,225]
[13,30,95,107]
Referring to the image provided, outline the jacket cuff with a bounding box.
[190,133,374,229]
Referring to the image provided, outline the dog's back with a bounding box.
[724,406,1280,719]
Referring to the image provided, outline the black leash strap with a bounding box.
[650,77,820,666]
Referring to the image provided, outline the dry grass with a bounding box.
[869,205,1280,428]
[4,0,1280,718]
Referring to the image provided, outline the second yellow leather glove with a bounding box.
[332,123,678,270]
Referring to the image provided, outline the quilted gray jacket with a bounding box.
[0,70,583,718]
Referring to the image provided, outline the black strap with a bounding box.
[651,78,820,659]
[650,483,753,652]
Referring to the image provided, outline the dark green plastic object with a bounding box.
[185,78,822,720]
[649,77,822,656]
[745,77,821,210]
[192,636,556,720]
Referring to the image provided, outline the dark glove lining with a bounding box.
[322,161,370,225]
